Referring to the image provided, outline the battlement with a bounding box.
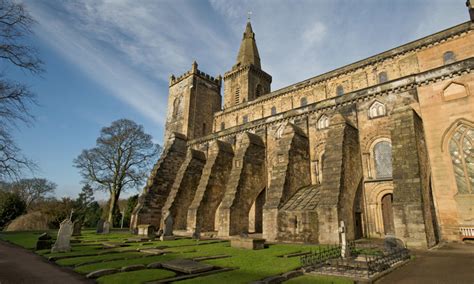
[169,61,222,87]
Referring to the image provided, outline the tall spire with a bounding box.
[236,20,261,68]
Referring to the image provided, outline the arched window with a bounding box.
[256,84,263,98]
[369,101,386,119]
[378,72,388,83]
[271,106,277,115]
[243,115,248,124]
[448,124,474,194]
[336,85,344,96]
[318,152,325,184]
[374,141,392,179]
[235,88,240,104]
[300,97,307,107]
[202,123,206,135]
[317,115,329,130]
[172,97,180,118]
[220,122,225,131]
[443,51,456,65]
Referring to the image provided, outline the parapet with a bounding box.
[169,61,222,87]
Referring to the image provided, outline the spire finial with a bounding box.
[247,11,252,21]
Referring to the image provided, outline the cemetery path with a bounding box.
[0,240,92,284]
[376,242,474,284]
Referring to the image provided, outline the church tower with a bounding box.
[223,21,272,109]
[164,61,222,143]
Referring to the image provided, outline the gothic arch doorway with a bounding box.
[249,188,266,234]
[381,193,395,235]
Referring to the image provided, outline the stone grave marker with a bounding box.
[161,259,214,274]
[36,232,53,250]
[191,225,201,240]
[138,224,155,237]
[72,221,82,236]
[51,219,74,253]
[96,219,105,233]
[102,221,111,234]
[384,235,405,252]
[338,220,351,258]
[160,213,174,241]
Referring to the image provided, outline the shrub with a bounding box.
[0,191,26,229]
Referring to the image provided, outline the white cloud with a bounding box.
[302,22,327,48]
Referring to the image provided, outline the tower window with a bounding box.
[202,123,206,135]
[443,51,456,65]
[336,85,344,96]
[235,88,240,104]
[220,122,225,131]
[243,115,248,123]
[378,72,388,83]
[300,97,307,107]
[271,106,277,115]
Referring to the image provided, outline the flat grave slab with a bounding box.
[231,237,266,250]
[161,259,214,274]
[139,248,166,255]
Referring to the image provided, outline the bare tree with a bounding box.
[7,178,56,209]
[0,0,42,180]
[74,119,160,225]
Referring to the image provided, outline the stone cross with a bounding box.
[247,11,252,21]
[338,220,351,258]
[51,219,74,253]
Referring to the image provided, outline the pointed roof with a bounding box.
[236,21,261,69]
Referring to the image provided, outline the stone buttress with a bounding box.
[217,132,266,236]
[131,133,187,230]
[187,140,234,233]
[161,148,206,231]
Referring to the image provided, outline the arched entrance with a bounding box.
[381,193,395,235]
[249,188,266,234]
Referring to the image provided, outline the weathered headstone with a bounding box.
[36,232,52,250]
[384,235,405,252]
[339,220,351,258]
[96,219,105,234]
[160,213,174,241]
[102,221,111,234]
[191,225,201,240]
[72,221,82,236]
[51,219,74,253]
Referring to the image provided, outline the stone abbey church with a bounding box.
[131,11,474,248]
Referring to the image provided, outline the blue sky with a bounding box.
[11,0,467,200]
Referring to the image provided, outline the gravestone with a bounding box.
[102,221,111,234]
[72,221,82,236]
[192,225,201,240]
[160,213,174,241]
[338,220,351,258]
[51,219,74,253]
[96,219,105,233]
[36,232,52,250]
[161,259,214,274]
[384,235,405,252]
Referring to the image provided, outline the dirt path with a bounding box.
[376,242,474,284]
[0,240,91,284]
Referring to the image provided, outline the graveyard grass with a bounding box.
[0,230,354,283]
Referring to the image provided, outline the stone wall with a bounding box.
[161,148,206,231]
[187,140,234,232]
[131,133,187,230]
[217,132,266,236]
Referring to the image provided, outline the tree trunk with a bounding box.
[107,191,120,225]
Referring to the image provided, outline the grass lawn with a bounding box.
[284,275,354,284]
[0,230,353,283]
[97,269,176,284]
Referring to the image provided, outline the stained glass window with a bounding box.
[449,125,474,194]
[374,141,392,178]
